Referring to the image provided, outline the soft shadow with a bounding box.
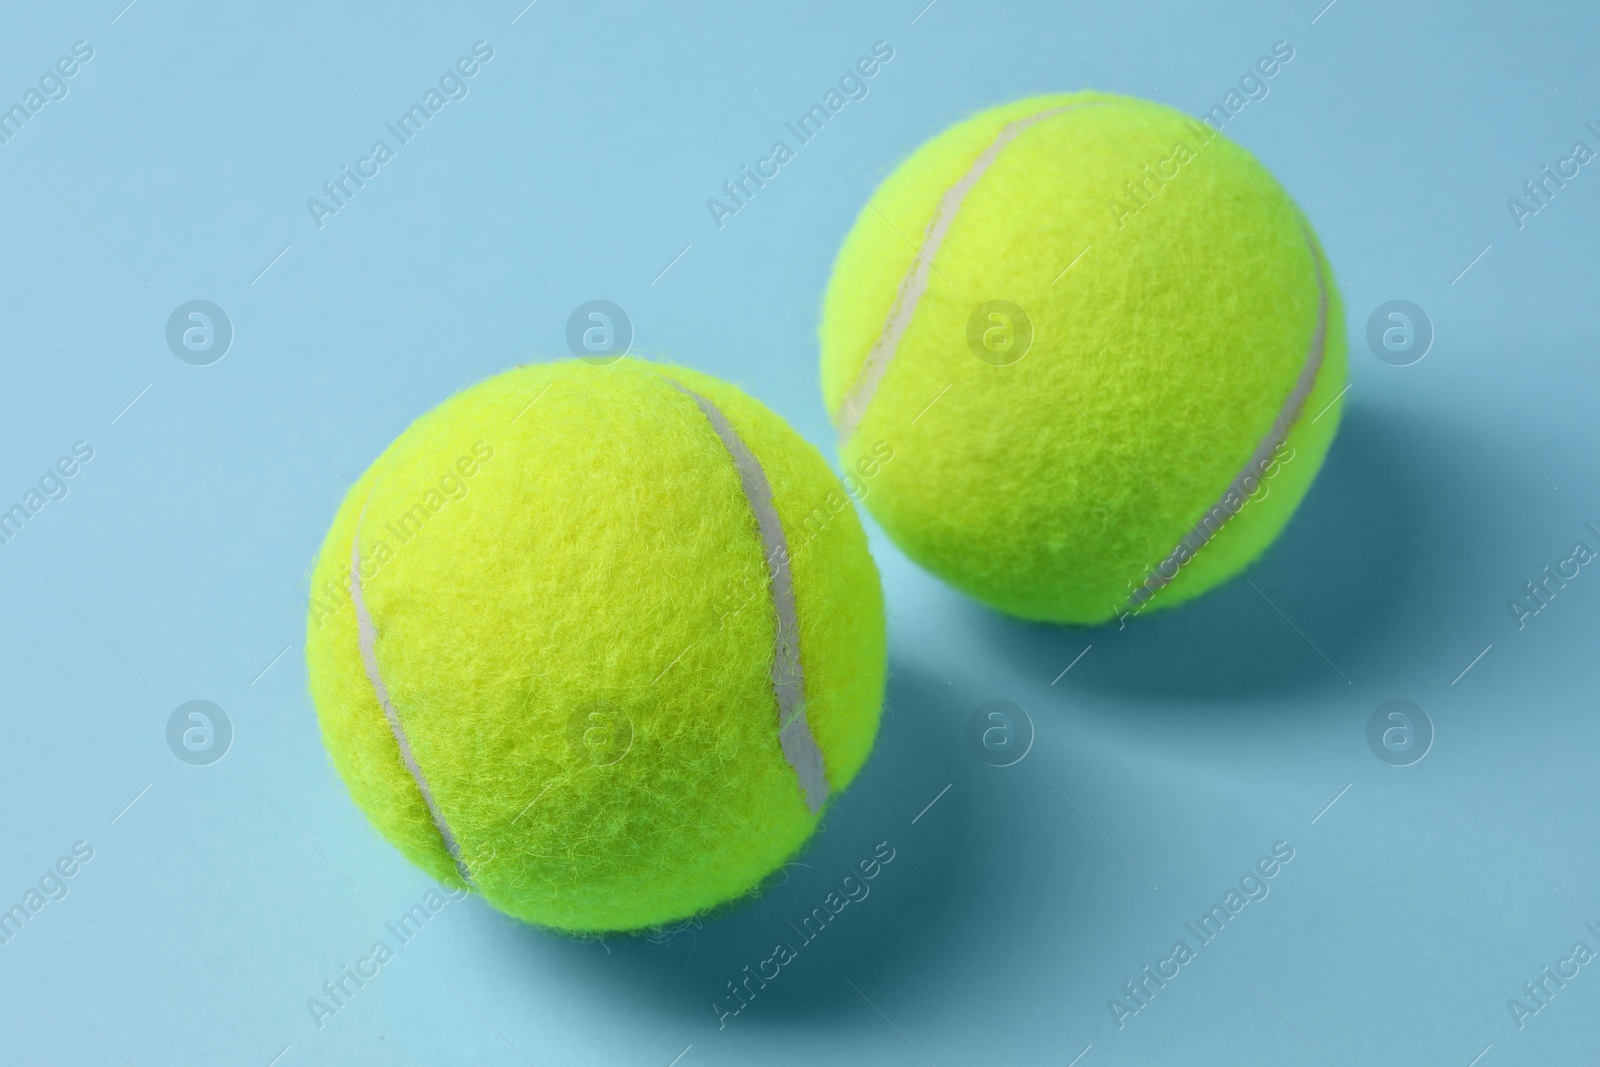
[464,658,970,1026]
[968,404,1487,701]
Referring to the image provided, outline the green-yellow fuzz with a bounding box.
[820,92,1348,623]
[305,359,885,933]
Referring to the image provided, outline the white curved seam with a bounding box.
[1126,242,1330,611]
[350,530,475,885]
[832,101,1109,442]
[671,381,830,815]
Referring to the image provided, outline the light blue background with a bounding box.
[2,1,1598,1064]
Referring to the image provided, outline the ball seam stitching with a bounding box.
[831,99,1112,442]
[666,377,831,816]
[349,523,476,887]
[1124,240,1331,611]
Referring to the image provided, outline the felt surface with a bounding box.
[305,359,886,933]
[821,92,1348,623]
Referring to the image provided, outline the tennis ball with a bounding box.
[305,358,885,934]
[821,92,1347,624]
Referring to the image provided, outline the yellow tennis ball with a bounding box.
[305,359,886,933]
[821,92,1347,624]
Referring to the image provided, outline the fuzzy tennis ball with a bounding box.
[821,91,1347,624]
[305,358,885,933]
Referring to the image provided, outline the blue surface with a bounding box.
[2,1,1598,1064]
